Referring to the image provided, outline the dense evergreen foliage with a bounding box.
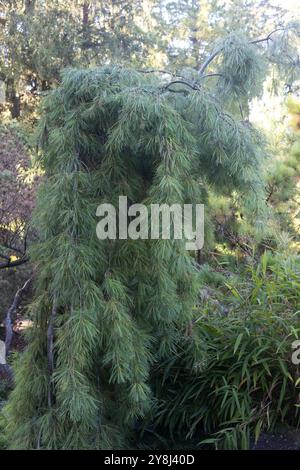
[0,0,300,453]
[4,21,299,447]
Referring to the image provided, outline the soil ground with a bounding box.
[251,428,300,450]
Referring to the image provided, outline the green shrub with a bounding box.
[151,253,300,449]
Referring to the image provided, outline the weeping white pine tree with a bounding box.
[4,27,300,449]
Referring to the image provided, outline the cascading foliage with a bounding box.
[4,36,273,449]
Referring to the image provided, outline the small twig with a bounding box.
[1,277,32,384]
[0,256,29,269]
[137,68,176,76]
[163,80,200,91]
[0,242,26,256]
[5,277,32,357]
[250,28,285,44]
[266,184,276,203]
[199,73,224,80]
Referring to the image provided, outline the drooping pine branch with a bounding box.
[198,26,299,75]
[4,59,292,449]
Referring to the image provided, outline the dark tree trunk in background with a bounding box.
[6,80,21,119]
[24,0,36,14]
[10,91,20,119]
[82,1,91,48]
